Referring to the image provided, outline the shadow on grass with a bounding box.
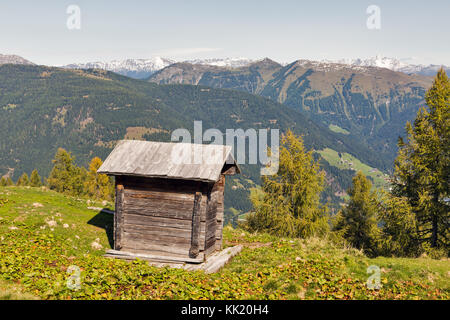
[87,209,114,248]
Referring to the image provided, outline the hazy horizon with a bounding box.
[0,0,449,66]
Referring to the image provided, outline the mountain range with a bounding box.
[329,55,450,76]
[0,53,446,222]
[63,57,176,79]
[62,55,449,79]
[147,58,434,162]
[0,64,388,222]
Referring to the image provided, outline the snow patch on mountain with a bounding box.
[325,55,449,76]
[0,54,34,66]
[184,57,256,68]
[64,57,176,79]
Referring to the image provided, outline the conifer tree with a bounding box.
[378,192,421,257]
[30,169,42,187]
[246,130,329,238]
[16,173,30,186]
[6,177,13,186]
[333,171,380,256]
[84,157,114,200]
[47,148,85,195]
[392,68,449,250]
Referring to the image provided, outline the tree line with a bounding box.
[0,148,114,201]
[245,68,449,259]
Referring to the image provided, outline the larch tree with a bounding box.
[392,68,449,250]
[47,148,85,195]
[6,177,13,186]
[333,171,381,256]
[30,169,42,187]
[16,173,30,186]
[84,157,114,200]
[245,129,329,238]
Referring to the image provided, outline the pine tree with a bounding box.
[16,173,30,186]
[84,157,114,200]
[30,169,42,187]
[392,68,449,250]
[245,130,329,238]
[6,177,13,186]
[47,148,85,195]
[333,171,380,256]
[377,192,421,257]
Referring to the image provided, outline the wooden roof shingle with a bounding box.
[97,140,239,182]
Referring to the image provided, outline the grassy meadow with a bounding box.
[0,186,448,300]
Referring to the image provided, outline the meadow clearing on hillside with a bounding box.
[317,148,389,189]
[0,186,448,300]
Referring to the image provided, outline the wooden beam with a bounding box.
[114,182,124,250]
[189,192,202,258]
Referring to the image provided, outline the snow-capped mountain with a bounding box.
[0,54,34,66]
[63,57,175,79]
[62,54,449,79]
[184,57,255,68]
[63,57,256,79]
[327,55,449,76]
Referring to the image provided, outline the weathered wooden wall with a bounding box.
[114,176,223,262]
[214,175,225,251]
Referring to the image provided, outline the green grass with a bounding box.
[0,186,448,300]
[317,148,389,189]
[328,124,350,135]
[0,279,39,300]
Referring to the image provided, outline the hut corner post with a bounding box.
[114,178,124,250]
[189,192,202,258]
[215,175,225,251]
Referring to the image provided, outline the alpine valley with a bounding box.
[0,53,444,224]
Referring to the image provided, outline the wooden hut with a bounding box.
[97,140,240,264]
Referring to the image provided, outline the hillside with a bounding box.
[148,59,433,161]
[0,64,390,221]
[0,186,448,300]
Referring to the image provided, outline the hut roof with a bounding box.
[97,140,240,182]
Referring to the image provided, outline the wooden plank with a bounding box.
[202,245,242,274]
[124,197,195,211]
[104,246,243,272]
[204,241,217,258]
[123,224,206,245]
[123,176,202,193]
[123,223,192,239]
[123,231,200,247]
[105,249,204,264]
[124,213,192,230]
[124,188,195,201]
[114,182,124,250]
[123,205,197,221]
[189,192,202,258]
[121,245,191,259]
[121,237,191,253]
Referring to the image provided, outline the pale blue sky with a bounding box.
[0,0,448,66]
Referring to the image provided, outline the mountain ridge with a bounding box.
[0,64,389,217]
